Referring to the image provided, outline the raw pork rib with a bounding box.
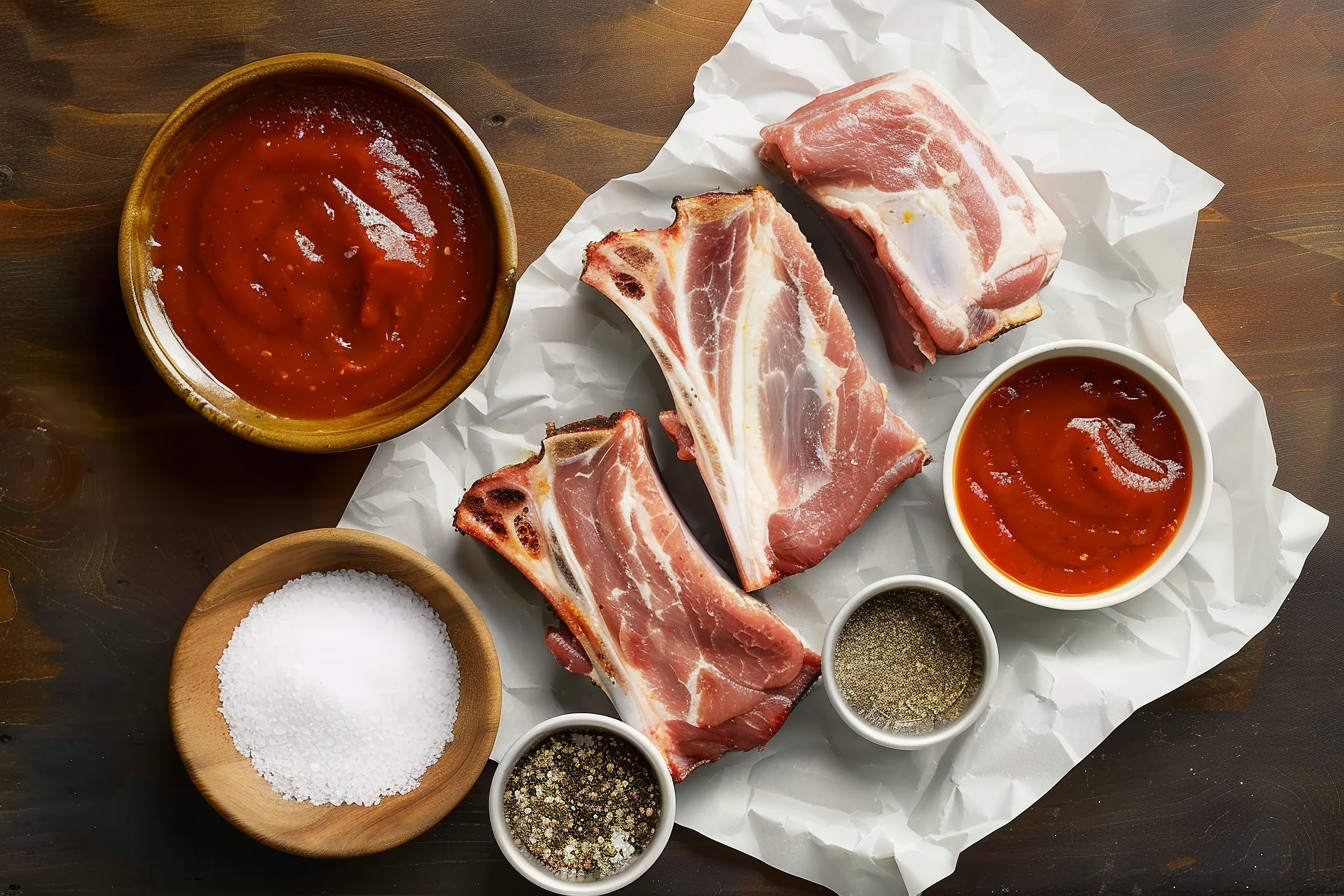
[760,70,1067,371]
[582,188,930,591]
[453,410,820,781]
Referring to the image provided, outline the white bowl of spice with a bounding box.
[490,713,675,894]
[823,575,998,750]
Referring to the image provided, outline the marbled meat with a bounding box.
[581,187,930,591]
[760,70,1067,370]
[453,410,820,781]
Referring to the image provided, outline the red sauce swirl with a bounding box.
[151,80,495,419]
[953,356,1192,596]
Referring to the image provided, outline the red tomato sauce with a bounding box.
[151,80,495,419]
[953,356,1192,596]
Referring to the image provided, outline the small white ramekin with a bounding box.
[823,575,999,750]
[943,339,1213,611]
[489,713,676,895]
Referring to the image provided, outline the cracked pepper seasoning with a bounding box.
[503,729,660,880]
[833,588,984,734]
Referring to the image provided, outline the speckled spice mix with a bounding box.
[833,588,985,735]
[502,728,661,880]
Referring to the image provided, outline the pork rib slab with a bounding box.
[760,69,1067,370]
[453,410,819,781]
[581,187,930,591]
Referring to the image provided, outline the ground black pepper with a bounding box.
[502,728,661,880]
[833,588,984,735]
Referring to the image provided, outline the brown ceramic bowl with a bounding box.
[119,53,517,452]
[168,527,502,857]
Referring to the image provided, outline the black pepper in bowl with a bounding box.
[832,587,985,735]
[502,729,661,881]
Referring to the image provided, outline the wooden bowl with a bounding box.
[168,527,502,857]
[119,53,517,452]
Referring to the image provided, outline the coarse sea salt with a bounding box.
[216,568,460,807]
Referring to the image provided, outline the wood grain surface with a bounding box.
[1,0,1340,894]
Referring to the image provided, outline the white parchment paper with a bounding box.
[341,0,1330,892]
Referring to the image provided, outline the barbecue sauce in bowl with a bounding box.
[150,80,495,420]
[952,355,1193,597]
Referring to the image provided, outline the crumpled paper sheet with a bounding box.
[340,0,1330,892]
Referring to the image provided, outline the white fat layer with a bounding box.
[684,664,705,724]
[954,127,1064,279]
[831,185,971,309]
[801,70,1065,334]
[793,283,845,499]
[597,202,856,589]
[837,69,929,106]
[733,220,786,555]
[610,237,773,588]
[817,175,1048,336]
[616,466,681,610]
[536,448,671,742]
[538,487,595,614]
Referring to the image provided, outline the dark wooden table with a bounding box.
[2,1,1340,893]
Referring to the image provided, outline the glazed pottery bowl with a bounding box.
[119,53,516,452]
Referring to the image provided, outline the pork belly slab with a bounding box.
[581,187,930,591]
[760,70,1068,371]
[453,410,820,781]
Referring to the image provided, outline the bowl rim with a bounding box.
[822,574,999,750]
[942,338,1215,611]
[167,526,502,857]
[489,712,677,895]
[118,52,518,452]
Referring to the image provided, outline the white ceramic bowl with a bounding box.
[489,713,676,895]
[822,575,998,750]
[943,339,1213,611]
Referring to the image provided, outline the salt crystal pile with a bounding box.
[216,569,461,807]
